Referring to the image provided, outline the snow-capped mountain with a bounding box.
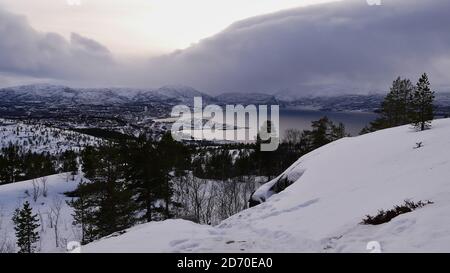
[215,92,278,105]
[83,118,450,252]
[0,84,129,105]
[0,84,213,106]
[133,85,215,105]
[2,84,450,115]
[281,94,386,112]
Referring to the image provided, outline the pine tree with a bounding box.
[61,150,78,180]
[67,144,137,243]
[310,117,331,149]
[410,73,435,131]
[361,77,414,133]
[1,144,23,184]
[330,122,348,140]
[124,137,162,222]
[156,133,191,219]
[381,77,415,127]
[67,181,96,244]
[12,201,40,253]
[254,121,280,180]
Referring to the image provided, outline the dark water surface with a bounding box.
[279,109,378,138]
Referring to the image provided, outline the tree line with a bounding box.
[192,116,347,181]
[0,145,78,185]
[362,73,435,133]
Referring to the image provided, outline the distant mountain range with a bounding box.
[0,84,214,106]
[1,84,450,115]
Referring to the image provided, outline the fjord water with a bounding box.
[279,109,379,137]
[185,109,378,142]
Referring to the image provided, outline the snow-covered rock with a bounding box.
[84,118,450,253]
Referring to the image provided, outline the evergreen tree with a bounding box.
[156,133,191,218]
[309,117,346,150]
[361,77,415,133]
[381,77,415,127]
[0,145,22,184]
[22,151,55,180]
[254,121,279,181]
[0,156,7,184]
[310,117,331,149]
[68,144,137,243]
[67,181,95,244]
[12,201,40,253]
[124,138,160,222]
[410,73,435,131]
[331,122,347,140]
[61,150,78,180]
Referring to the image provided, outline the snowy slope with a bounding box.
[0,173,83,253]
[0,119,100,154]
[84,118,450,253]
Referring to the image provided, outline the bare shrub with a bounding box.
[172,173,258,225]
[31,179,41,202]
[50,197,64,247]
[0,235,15,253]
[362,200,433,225]
[40,177,48,198]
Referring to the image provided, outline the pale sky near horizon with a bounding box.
[0,0,339,57]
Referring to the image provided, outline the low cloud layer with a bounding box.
[1,0,450,95]
[144,0,450,95]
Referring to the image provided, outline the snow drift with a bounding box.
[84,118,450,252]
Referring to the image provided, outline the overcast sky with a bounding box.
[1,0,337,56]
[1,0,450,95]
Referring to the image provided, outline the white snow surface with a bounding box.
[0,173,83,252]
[83,118,450,253]
[0,119,101,154]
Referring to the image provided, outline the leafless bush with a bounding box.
[283,128,303,145]
[37,210,45,232]
[31,179,41,202]
[172,173,258,225]
[50,197,64,247]
[40,177,48,197]
[0,235,15,253]
[0,204,3,228]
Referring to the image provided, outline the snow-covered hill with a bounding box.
[0,119,100,154]
[0,84,213,106]
[0,173,83,253]
[133,85,215,105]
[83,118,450,252]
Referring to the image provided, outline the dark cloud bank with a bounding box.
[1,0,450,96]
[0,7,114,84]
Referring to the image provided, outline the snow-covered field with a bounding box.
[83,118,450,253]
[0,173,83,253]
[0,119,100,154]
